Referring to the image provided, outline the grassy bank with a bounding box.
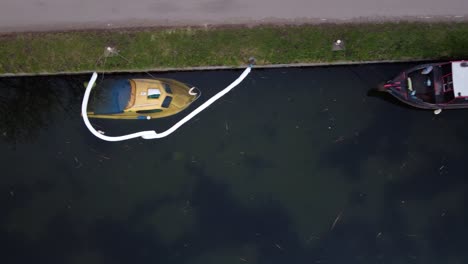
[1,22,468,74]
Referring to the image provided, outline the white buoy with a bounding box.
[434,109,442,115]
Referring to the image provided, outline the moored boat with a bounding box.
[382,61,468,110]
[87,77,200,119]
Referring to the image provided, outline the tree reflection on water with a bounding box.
[0,75,83,144]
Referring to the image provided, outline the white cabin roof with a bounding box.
[452,61,468,97]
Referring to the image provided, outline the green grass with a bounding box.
[1,22,468,74]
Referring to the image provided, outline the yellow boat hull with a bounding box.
[87,78,198,120]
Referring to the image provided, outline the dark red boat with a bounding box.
[383,61,468,110]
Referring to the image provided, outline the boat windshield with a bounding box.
[88,79,132,114]
[162,96,173,108]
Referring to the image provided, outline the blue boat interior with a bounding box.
[89,79,131,114]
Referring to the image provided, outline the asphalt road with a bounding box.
[1,0,467,32]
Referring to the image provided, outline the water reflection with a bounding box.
[0,75,83,144]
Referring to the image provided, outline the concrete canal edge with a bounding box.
[0,59,438,78]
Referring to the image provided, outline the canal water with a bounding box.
[1,63,468,264]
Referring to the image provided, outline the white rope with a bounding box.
[82,67,252,141]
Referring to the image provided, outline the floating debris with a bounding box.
[275,243,284,250]
[74,156,82,168]
[334,136,345,143]
[330,211,343,230]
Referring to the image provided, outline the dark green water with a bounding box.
[1,63,468,264]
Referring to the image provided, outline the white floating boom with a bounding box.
[82,66,252,141]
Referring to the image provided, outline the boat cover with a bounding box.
[452,62,468,97]
[89,79,131,114]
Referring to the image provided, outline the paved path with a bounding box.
[1,0,467,32]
